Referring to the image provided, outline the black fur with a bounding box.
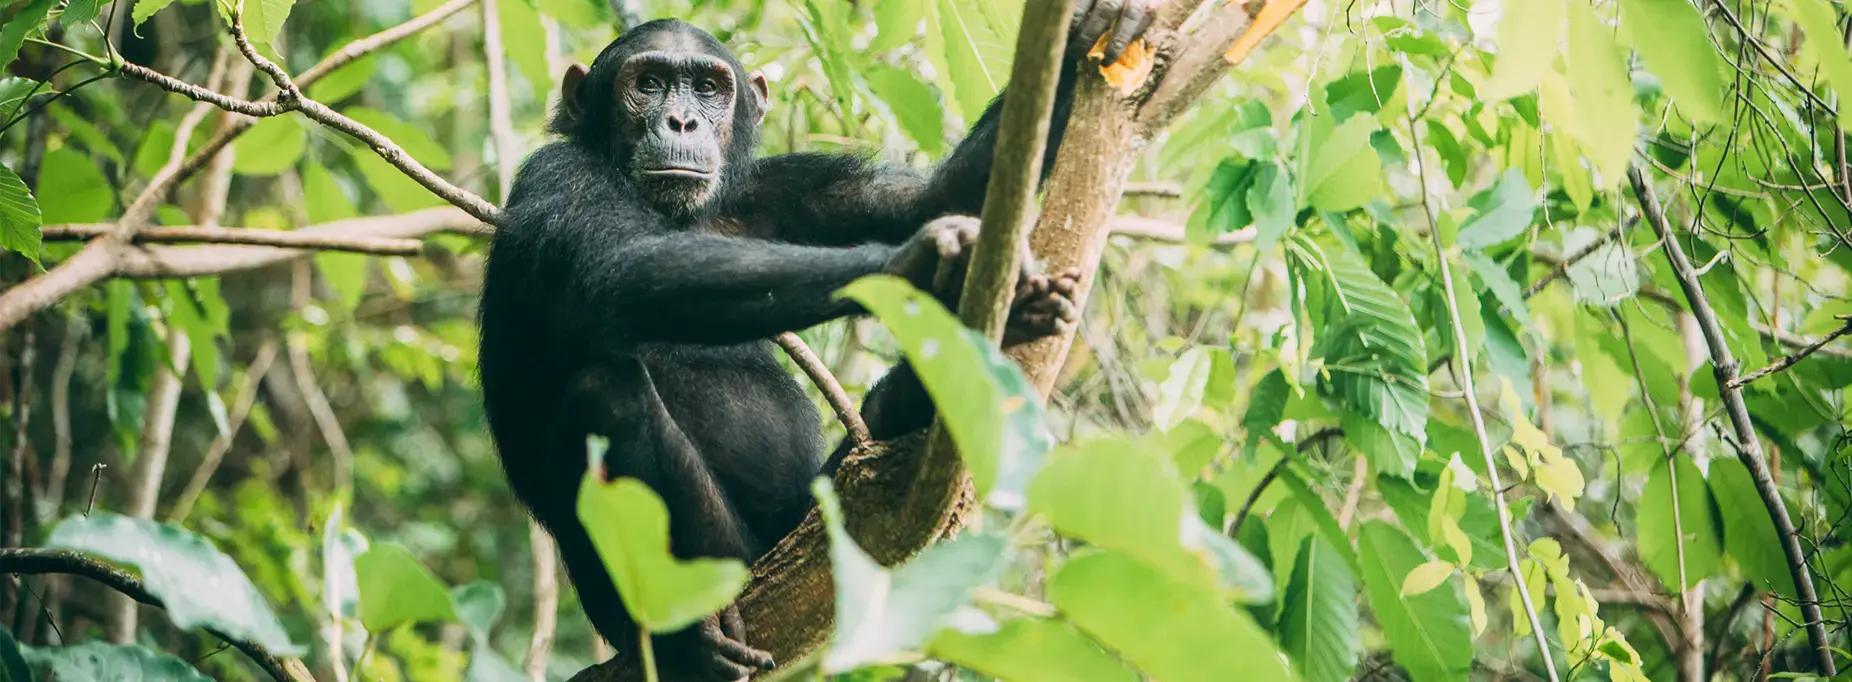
[480,8,1136,678]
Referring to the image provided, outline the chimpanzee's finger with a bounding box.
[1077,0,1123,55]
[1102,0,1155,64]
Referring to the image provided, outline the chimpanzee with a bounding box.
[477,2,1154,680]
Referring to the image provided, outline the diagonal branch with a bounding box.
[1729,318,1852,390]
[40,225,425,255]
[1628,166,1836,675]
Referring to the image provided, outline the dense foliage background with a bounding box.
[1,0,1851,680]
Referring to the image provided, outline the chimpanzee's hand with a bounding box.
[658,607,775,682]
[1070,0,1159,64]
[883,215,979,296]
[1003,268,1082,347]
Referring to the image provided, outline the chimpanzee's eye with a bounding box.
[694,79,719,95]
[637,75,665,92]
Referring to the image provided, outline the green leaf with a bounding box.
[930,618,1137,682]
[355,543,458,630]
[46,513,301,655]
[38,148,112,224]
[1708,458,1796,597]
[305,54,378,104]
[1455,170,1537,250]
[238,0,297,48]
[0,78,37,118]
[788,0,859,122]
[21,641,213,682]
[1248,163,1296,253]
[1301,116,1383,212]
[1565,0,1640,186]
[465,644,528,682]
[48,104,124,166]
[1781,0,1852,130]
[1618,0,1726,124]
[64,0,106,24]
[1399,560,1456,597]
[1357,522,1471,682]
[840,276,1054,505]
[162,279,228,389]
[1638,456,1723,591]
[352,153,447,213]
[499,0,551,96]
[1048,551,1296,682]
[872,0,927,52]
[1243,369,1289,454]
[1278,537,1361,682]
[342,107,454,171]
[1563,226,1638,304]
[132,0,180,26]
[814,479,1006,672]
[1464,251,1538,337]
[0,0,58,75]
[0,624,29,682]
[533,0,606,26]
[577,473,746,632]
[1153,347,1212,430]
[1483,0,1563,100]
[451,581,507,643]
[1303,242,1430,444]
[0,162,40,267]
[1426,120,1468,188]
[231,116,305,176]
[865,65,945,156]
[934,0,1013,122]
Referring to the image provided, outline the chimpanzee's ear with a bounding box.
[561,63,591,120]
[748,71,770,126]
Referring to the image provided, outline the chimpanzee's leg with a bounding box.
[542,358,774,681]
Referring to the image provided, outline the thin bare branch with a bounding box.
[1730,318,1852,389]
[775,333,870,449]
[166,341,279,524]
[41,225,425,255]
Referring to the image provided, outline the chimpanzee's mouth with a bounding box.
[638,167,715,180]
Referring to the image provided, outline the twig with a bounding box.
[1107,216,1254,246]
[1628,165,1836,675]
[0,549,313,682]
[1523,219,1633,298]
[775,333,869,448]
[114,209,486,278]
[1225,427,1339,538]
[1413,113,1561,681]
[46,310,79,515]
[166,341,279,524]
[1755,323,1852,360]
[524,523,559,682]
[1729,318,1852,389]
[39,225,426,255]
[289,269,352,494]
[483,0,520,199]
[114,61,285,117]
[1121,181,1183,198]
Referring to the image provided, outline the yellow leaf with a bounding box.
[1533,453,1586,505]
[1440,515,1473,566]
[1224,0,1310,66]
[1399,560,1455,597]
[1463,574,1487,638]
[1511,557,1548,637]
[1087,33,1157,95]
[1502,444,1530,480]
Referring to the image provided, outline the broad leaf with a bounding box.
[1278,537,1361,682]
[1455,170,1537,250]
[1781,0,1852,130]
[1618,0,1726,124]
[1303,242,1430,448]
[1565,0,1640,186]
[0,0,58,75]
[865,65,945,156]
[355,543,458,631]
[232,116,305,176]
[577,474,746,632]
[342,108,454,171]
[46,514,301,654]
[0,162,40,267]
[1048,551,1296,682]
[1153,347,1212,429]
[1248,162,1296,253]
[0,624,28,682]
[815,480,1006,672]
[38,149,111,224]
[64,0,106,24]
[872,0,928,52]
[1483,0,1562,99]
[22,641,213,682]
[930,618,1137,682]
[1300,116,1383,212]
[1638,456,1723,591]
[1563,226,1638,304]
[1708,458,1796,597]
[451,581,507,642]
[1357,522,1471,682]
[934,0,1013,122]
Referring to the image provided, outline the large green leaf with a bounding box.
[1483,0,1562,100]
[22,641,213,682]
[840,276,1053,506]
[355,543,458,631]
[1708,458,1797,597]
[352,153,447,213]
[132,0,180,26]
[63,0,106,24]
[1357,522,1471,682]
[162,279,230,389]
[1048,551,1296,682]
[38,149,112,225]
[1029,438,1272,602]
[1303,242,1429,446]
[1563,226,1638,304]
[499,0,551,96]
[45,514,301,655]
[814,480,1007,672]
[1638,456,1723,591]
[577,471,747,633]
[933,0,1013,122]
[0,0,57,75]
[451,581,507,643]
[1618,0,1726,125]
[1153,347,1212,430]
[0,624,28,682]
[302,163,368,310]
[872,0,927,52]
[305,53,378,104]
[231,116,305,176]
[865,64,946,156]
[1300,116,1384,212]
[1455,170,1537,250]
[533,0,606,26]
[243,0,297,48]
[0,162,40,267]
[930,618,1136,682]
[1565,0,1639,186]
[788,0,859,122]
[1249,163,1297,253]
[1278,537,1361,682]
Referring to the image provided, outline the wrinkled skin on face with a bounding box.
[555,24,769,218]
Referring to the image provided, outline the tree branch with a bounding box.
[0,548,314,682]
[40,226,425,255]
[775,333,870,449]
[1628,166,1836,675]
[1729,318,1852,389]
